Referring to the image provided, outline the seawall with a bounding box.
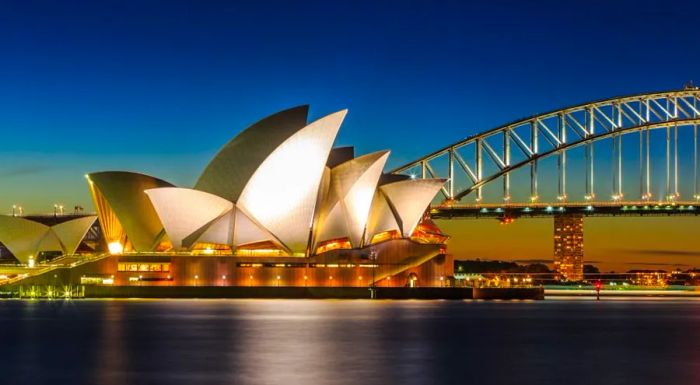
[1,285,545,300]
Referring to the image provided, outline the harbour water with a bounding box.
[1,298,699,385]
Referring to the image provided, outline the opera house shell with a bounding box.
[4,106,451,288]
[0,215,97,264]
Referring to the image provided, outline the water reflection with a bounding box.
[1,298,700,385]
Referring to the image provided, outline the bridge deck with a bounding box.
[431,201,700,219]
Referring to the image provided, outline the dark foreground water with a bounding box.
[1,298,700,385]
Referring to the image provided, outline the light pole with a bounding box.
[370,246,377,299]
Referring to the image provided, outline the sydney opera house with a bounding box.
[0,106,452,288]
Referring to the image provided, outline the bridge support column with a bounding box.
[553,213,584,281]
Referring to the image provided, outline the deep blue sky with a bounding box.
[0,0,698,213]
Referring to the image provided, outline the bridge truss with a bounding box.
[392,89,700,206]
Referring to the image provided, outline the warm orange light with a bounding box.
[315,238,352,254]
[370,230,401,244]
[108,241,124,255]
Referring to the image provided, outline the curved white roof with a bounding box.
[314,151,389,247]
[237,110,347,254]
[364,191,400,244]
[52,216,98,255]
[233,208,282,248]
[380,178,446,238]
[0,216,96,263]
[87,171,173,251]
[191,210,234,247]
[145,187,234,249]
[195,106,309,202]
[0,216,54,264]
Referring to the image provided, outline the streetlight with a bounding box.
[249,275,253,287]
[370,246,377,299]
[276,275,281,287]
[194,274,199,286]
[221,275,227,286]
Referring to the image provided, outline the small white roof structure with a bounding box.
[52,215,98,255]
[0,215,97,264]
[380,178,446,238]
[364,191,401,244]
[0,216,54,264]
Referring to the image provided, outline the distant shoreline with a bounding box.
[546,289,700,298]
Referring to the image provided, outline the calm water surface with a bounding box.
[1,297,700,385]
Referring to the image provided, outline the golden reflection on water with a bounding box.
[4,299,700,385]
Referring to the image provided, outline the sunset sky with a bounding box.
[1,1,699,271]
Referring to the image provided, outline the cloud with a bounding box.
[512,259,552,264]
[625,262,690,266]
[611,249,700,257]
[0,165,52,177]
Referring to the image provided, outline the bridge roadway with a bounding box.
[430,200,700,219]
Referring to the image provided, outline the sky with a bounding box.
[1,0,699,271]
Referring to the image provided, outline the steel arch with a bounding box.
[391,89,700,204]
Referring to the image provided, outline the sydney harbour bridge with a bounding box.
[391,88,700,280]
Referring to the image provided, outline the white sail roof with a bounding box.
[233,208,281,248]
[87,171,173,251]
[364,191,401,244]
[314,151,389,247]
[380,178,446,238]
[195,106,309,202]
[237,110,347,255]
[0,216,57,264]
[193,210,235,246]
[145,187,234,249]
[51,216,97,255]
